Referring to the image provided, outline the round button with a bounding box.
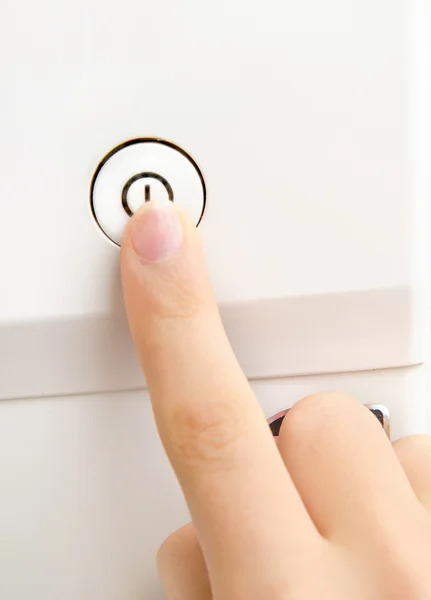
[122,173,174,217]
[90,139,206,246]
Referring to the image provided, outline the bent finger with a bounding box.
[157,523,212,600]
[394,435,431,512]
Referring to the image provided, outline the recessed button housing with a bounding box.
[268,405,390,438]
[90,139,206,246]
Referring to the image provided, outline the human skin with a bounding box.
[120,199,431,600]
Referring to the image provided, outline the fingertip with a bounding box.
[122,200,182,262]
[120,200,206,306]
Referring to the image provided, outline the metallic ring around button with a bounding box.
[121,172,174,217]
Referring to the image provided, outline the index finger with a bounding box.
[121,200,319,576]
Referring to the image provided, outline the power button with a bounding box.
[90,139,206,246]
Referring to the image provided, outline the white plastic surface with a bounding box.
[1,286,426,402]
[1,0,430,398]
[91,140,205,245]
[0,1,430,598]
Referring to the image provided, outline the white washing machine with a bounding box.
[0,0,430,598]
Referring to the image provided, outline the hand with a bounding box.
[121,199,431,600]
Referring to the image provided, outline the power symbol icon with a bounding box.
[121,172,174,217]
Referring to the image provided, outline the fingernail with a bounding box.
[130,199,183,262]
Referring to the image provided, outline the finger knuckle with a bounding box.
[156,535,175,577]
[169,394,246,469]
[281,392,359,443]
[156,524,197,576]
[295,391,358,415]
[394,434,431,457]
